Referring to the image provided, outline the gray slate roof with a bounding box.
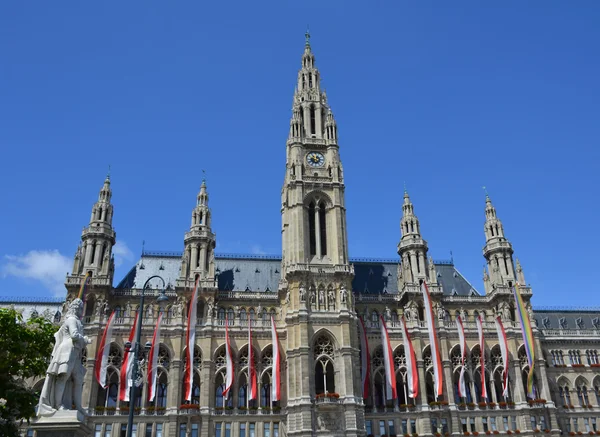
[534,310,600,330]
[116,252,479,296]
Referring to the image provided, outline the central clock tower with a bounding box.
[280,32,364,437]
[281,32,349,272]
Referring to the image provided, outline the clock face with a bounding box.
[306,152,325,167]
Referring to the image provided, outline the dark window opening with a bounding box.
[319,202,327,256]
[309,202,316,256]
[310,106,316,135]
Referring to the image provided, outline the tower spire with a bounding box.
[178,179,216,288]
[69,174,116,285]
[397,190,434,287]
[482,194,516,289]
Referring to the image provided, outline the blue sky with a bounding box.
[1,2,598,307]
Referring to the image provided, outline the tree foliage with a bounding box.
[0,307,57,436]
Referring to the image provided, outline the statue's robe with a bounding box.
[38,315,86,416]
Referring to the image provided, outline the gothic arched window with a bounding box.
[313,334,335,395]
[310,105,316,135]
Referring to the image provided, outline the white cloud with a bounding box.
[2,250,71,296]
[251,245,267,255]
[112,241,134,267]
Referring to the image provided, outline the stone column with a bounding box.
[190,245,199,272]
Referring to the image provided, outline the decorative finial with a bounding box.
[141,240,145,256]
[107,164,111,180]
[483,185,490,199]
[450,250,454,264]
[202,169,206,183]
[403,181,407,194]
[305,26,311,47]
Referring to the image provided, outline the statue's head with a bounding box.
[67,298,84,318]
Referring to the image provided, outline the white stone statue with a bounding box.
[95,298,103,317]
[299,286,306,302]
[437,302,445,321]
[319,289,325,305]
[328,289,335,304]
[102,300,110,316]
[285,289,291,304]
[340,285,348,303]
[146,303,154,319]
[385,306,391,320]
[38,298,91,416]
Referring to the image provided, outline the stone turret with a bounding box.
[178,179,217,289]
[397,190,434,289]
[69,173,116,287]
[482,194,516,288]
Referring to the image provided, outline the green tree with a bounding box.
[0,307,56,437]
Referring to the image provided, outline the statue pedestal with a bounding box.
[32,411,91,437]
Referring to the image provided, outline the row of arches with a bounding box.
[557,376,600,407]
[95,342,282,410]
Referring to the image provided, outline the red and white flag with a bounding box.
[119,310,140,401]
[400,316,418,399]
[183,277,200,402]
[147,312,163,402]
[456,315,467,398]
[358,317,371,400]
[222,316,234,400]
[476,315,488,400]
[379,315,397,400]
[94,310,116,388]
[271,316,281,402]
[421,281,443,398]
[248,321,257,401]
[495,316,510,398]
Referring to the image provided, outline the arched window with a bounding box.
[423,346,437,403]
[215,371,232,408]
[310,105,316,135]
[227,308,235,325]
[373,370,386,407]
[593,378,600,404]
[261,346,276,408]
[313,334,335,395]
[214,346,234,407]
[240,309,247,324]
[185,372,201,406]
[493,367,511,402]
[155,369,168,408]
[319,201,327,256]
[96,367,119,408]
[261,371,272,408]
[84,295,95,318]
[558,380,571,407]
[576,378,590,406]
[393,346,410,406]
[238,372,248,408]
[308,202,316,256]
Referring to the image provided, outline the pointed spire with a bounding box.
[305,26,311,49]
[197,177,209,207]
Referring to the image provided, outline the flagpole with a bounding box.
[125,275,168,437]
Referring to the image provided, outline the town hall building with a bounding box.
[18,34,600,437]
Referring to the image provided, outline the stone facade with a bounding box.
[19,34,600,437]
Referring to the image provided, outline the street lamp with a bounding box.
[125,275,169,437]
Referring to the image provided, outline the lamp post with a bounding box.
[125,275,169,437]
